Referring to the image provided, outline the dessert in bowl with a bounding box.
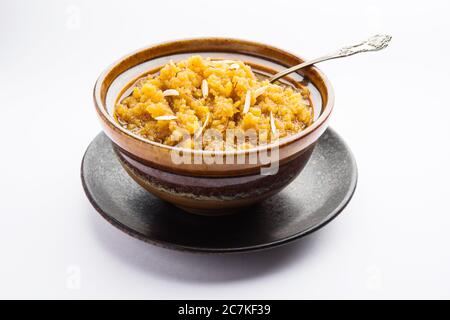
[94,38,334,214]
[115,55,314,150]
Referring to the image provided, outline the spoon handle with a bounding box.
[268,34,392,83]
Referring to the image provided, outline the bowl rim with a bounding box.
[93,37,334,156]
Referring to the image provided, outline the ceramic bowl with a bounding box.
[93,38,334,215]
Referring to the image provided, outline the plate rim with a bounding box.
[81,128,358,254]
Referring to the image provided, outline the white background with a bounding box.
[1,0,449,299]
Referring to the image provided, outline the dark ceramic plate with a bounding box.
[81,128,357,253]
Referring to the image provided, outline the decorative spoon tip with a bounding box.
[269,34,392,83]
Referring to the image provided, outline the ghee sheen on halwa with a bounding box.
[114,56,313,150]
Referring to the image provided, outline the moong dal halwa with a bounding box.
[115,56,313,150]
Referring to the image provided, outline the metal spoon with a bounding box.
[269,34,392,83]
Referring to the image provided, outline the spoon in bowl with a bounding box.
[268,34,392,83]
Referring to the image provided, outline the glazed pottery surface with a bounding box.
[115,145,315,215]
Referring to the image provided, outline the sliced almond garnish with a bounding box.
[117,116,127,126]
[242,90,251,114]
[154,115,177,121]
[163,89,179,97]
[119,77,147,101]
[255,86,268,97]
[212,59,236,64]
[201,79,208,98]
[194,113,210,139]
[229,63,240,70]
[270,111,277,135]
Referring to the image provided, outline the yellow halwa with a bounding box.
[115,56,313,150]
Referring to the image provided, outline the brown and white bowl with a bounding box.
[93,38,334,215]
